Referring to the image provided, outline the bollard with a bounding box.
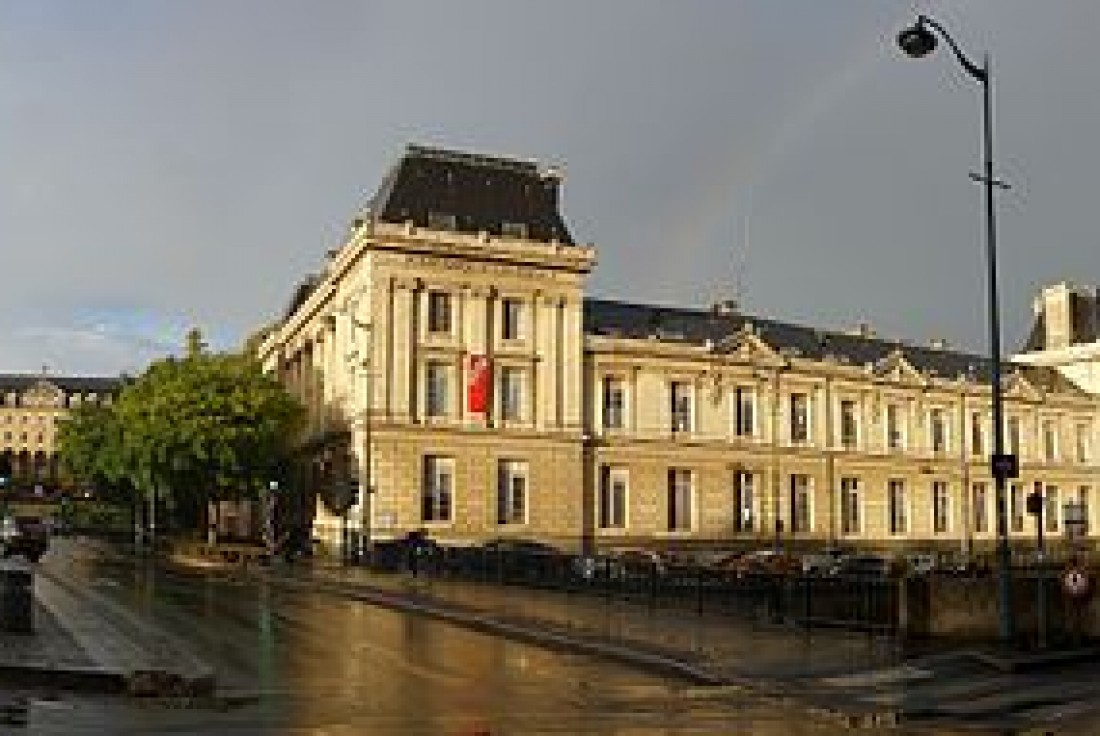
[0,562,33,634]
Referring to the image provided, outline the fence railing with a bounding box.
[367,544,900,633]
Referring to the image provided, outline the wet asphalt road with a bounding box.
[16,551,849,735]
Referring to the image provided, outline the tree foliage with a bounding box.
[56,330,304,531]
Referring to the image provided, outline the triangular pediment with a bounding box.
[1004,370,1044,402]
[21,380,64,408]
[873,350,927,387]
[717,326,785,367]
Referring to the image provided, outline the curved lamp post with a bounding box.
[897,15,1015,644]
[342,300,374,566]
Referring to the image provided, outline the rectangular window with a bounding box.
[426,362,449,417]
[500,221,528,239]
[841,477,861,535]
[886,404,903,451]
[667,469,693,531]
[496,460,527,525]
[888,479,907,535]
[790,474,812,533]
[1011,483,1024,532]
[973,482,989,534]
[734,471,755,532]
[602,377,625,430]
[1045,485,1059,533]
[1076,423,1091,464]
[734,387,755,437]
[427,291,452,334]
[930,408,947,454]
[1042,420,1058,462]
[840,400,858,449]
[598,466,628,529]
[1007,417,1021,457]
[500,367,524,421]
[971,413,985,457]
[502,298,524,340]
[670,382,692,433]
[932,481,950,534]
[1080,486,1091,534]
[422,456,453,522]
[427,211,457,230]
[790,393,810,443]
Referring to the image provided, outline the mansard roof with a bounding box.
[0,374,124,394]
[584,298,1089,396]
[283,274,321,321]
[365,144,575,245]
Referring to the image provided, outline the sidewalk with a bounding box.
[252,558,1100,732]
[271,559,901,684]
[0,545,214,697]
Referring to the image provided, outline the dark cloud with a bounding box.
[1,1,1096,373]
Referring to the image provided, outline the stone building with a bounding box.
[258,144,1100,556]
[0,372,123,489]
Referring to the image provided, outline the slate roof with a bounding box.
[0,374,124,394]
[282,274,321,321]
[366,144,574,245]
[584,298,1089,396]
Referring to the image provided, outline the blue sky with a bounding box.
[2,1,1098,375]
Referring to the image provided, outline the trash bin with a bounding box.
[0,563,33,634]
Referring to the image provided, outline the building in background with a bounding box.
[259,144,1100,556]
[0,372,123,491]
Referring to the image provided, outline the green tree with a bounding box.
[58,333,304,535]
[56,402,126,490]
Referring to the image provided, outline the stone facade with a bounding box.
[258,145,1100,556]
[0,373,122,488]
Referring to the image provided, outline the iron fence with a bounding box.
[368,544,900,633]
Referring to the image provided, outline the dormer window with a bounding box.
[427,211,456,231]
[501,222,528,239]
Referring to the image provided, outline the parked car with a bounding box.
[834,553,894,578]
[904,552,937,576]
[572,554,625,581]
[480,538,561,556]
[371,530,441,571]
[800,548,849,576]
[725,549,800,577]
[0,516,49,563]
[614,549,670,575]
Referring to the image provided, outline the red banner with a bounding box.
[467,354,491,414]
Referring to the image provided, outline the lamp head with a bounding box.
[898,20,937,58]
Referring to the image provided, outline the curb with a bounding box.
[0,662,127,694]
[269,571,732,687]
[35,566,216,697]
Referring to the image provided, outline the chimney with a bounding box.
[711,299,739,317]
[847,322,875,339]
[1035,282,1077,349]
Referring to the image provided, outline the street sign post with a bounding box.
[991,453,1018,480]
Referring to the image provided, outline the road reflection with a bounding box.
[36,552,852,735]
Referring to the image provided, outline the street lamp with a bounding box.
[342,304,374,566]
[265,480,278,556]
[897,15,1016,644]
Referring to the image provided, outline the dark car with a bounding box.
[835,553,894,578]
[480,538,560,556]
[371,530,441,571]
[1,516,50,563]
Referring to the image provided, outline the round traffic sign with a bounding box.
[1062,565,1093,600]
